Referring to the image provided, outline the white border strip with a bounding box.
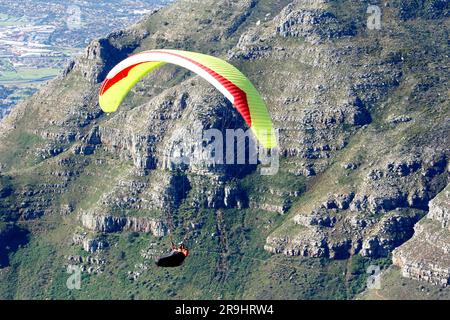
[106,51,235,104]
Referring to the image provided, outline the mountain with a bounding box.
[0,0,170,120]
[0,0,448,299]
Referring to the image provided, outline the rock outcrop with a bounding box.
[275,6,356,43]
[72,231,108,253]
[80,213,166,237]
[393,185,450,287]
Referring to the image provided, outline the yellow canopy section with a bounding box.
[99,49,277,148]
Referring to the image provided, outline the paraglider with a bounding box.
[99,49,276,149]
[98,50,277,267]
[155,242,189,267]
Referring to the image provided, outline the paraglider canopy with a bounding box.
[99,49,276,149]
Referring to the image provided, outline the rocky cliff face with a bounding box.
[80,213,166,236]
[392,185,450,287]
[0,0,448,299]
[257,0,448,266]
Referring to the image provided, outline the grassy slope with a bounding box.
[0,205,390,300]
[358,267,450,300]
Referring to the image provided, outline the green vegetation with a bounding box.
[359,266,450,300]
[0,205,379,299]
[0,130,45,170]
[0,13,28,27]
[346,255,392,297]
[0,68,60,85]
